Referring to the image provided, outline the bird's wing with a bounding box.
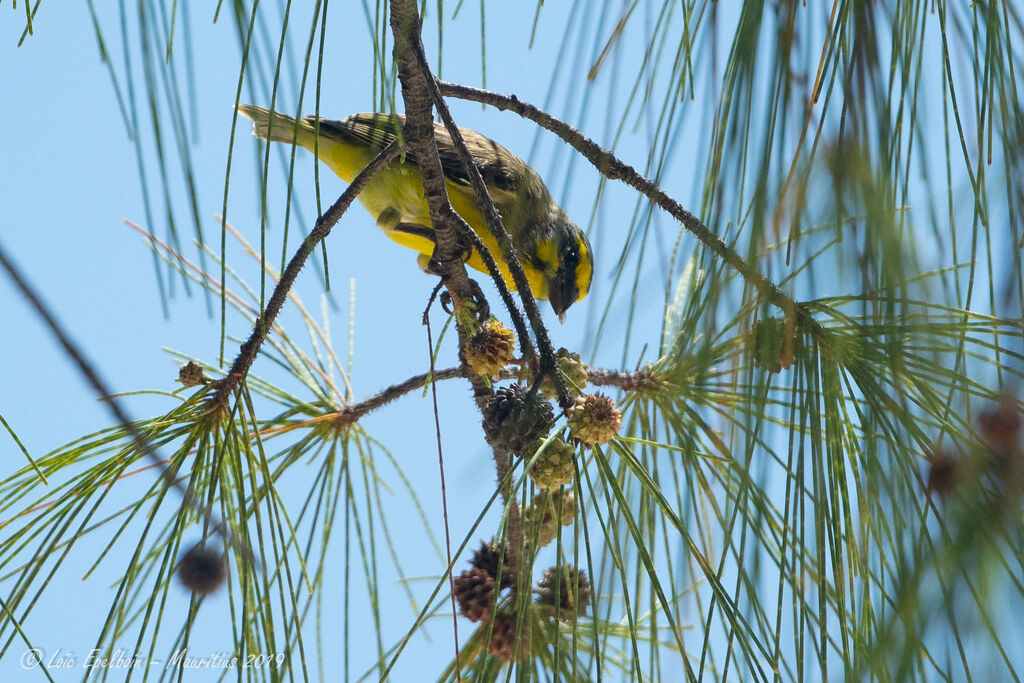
[313,113,522,203]
[308,113,405,151]
[433,128,523,203]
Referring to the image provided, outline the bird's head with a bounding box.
[531,209,593,322]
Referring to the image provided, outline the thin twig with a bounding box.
[446,206,537,363]
[212,141,402,406]
[322,364,665,432]
[330,367,471,427]
[423,286,462,675]
[437,81,801,314]
[587,367,665,393]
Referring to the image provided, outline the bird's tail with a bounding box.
[236,105,314,147]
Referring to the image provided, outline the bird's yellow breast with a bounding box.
[316,136,544,297]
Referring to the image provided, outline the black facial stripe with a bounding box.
[531,252,551,274]
[566,280,579,303]
[557,262,579,303]
[560,238,579,270]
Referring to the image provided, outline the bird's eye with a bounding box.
[562,245,579,269]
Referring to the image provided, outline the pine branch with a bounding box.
[411,39,569,408]
[436,80,800,315]
[388,2,491,405]
[320,364,663,431]
[389,0,529,609]
[329,366,476,428]
[212,141,402,407]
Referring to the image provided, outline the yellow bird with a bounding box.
[237,106,593,320]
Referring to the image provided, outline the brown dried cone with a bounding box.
[470,540,514,589]
[979,394,1022,457]
[524,489,576,548]
[567,393,622,447]
[926,448,959,499]
[974,396,1024,491]
[527,437,577,490]
[464,319,516,377]
[177,544,226,595]
[482,384,555,454]
[535,565,591,620]
[178,361,207,387]
[454,567,496,623]
[521,347,588,399]
[487,612,532,662]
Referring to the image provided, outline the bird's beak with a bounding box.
[549,284,569,323]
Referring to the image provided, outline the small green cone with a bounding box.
[567,393,622,447]
[527,437,576,490]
